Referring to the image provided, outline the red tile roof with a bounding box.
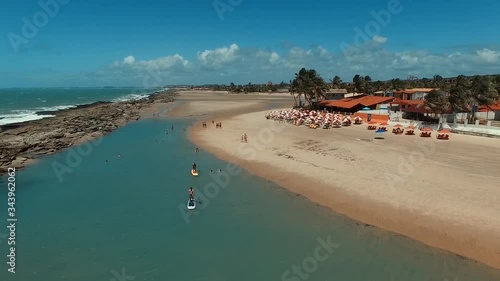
[479,102,500,112]
[322,96,394,109]
[392,99,425,106]
[404,103,431,113]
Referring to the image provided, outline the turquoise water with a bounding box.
[0,88,163,125]
[1,118,500,281]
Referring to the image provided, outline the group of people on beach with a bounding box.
[202,120,222,128]
[241,133,248,143]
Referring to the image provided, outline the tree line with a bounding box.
[196,68,500,112]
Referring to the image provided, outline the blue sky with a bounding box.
[1,0,500,87]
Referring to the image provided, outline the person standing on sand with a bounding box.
[244,133,247,143]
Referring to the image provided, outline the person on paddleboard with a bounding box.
[192,162,197,171]
[188,187,194,200]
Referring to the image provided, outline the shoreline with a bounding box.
[187,105,500,270]
[0,89,178,175]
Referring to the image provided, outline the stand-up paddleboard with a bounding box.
[187,199,196,210]
[191,169,198,176]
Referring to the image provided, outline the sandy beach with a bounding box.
[172,91,500,270]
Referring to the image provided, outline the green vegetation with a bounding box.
[187,71,500,111]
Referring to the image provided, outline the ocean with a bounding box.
[0,88,163,125]
[1,118,500,281]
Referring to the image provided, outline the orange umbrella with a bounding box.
[421,127,432,131]
[379,122,388,126]
[438,129,450,134]
[368,121,378,124]
[393,124,403,128]
[406,125,416,130]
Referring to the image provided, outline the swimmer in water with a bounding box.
[118,154,121,158]
[105,160,108,164]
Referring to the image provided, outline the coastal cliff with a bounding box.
[0,91,176,174]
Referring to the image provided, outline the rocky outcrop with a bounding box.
[0,91,176,174]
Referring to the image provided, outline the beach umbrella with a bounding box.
[393,124,403,128]
[379,122,388,126]
[421,127,432,132]
[438,129,450,134]
[406,125,416,130]
[368,121,378,125]
[362,107,371,110]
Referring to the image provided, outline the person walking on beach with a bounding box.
[244,133,247,143]
[188,187,194,200]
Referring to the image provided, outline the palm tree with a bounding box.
[364,75,373,94]
[425,90,450,129]
[330,76,342,89]
[471,75,499,106]
[291,68,328,107]
[469,76,499,121]
[352,74,364,93]
[432,75,444,88]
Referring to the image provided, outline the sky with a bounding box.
[1,0,500,87]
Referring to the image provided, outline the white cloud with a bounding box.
[197,43,240,69]
[113,54,190,71]
[373,35,388,44]
[476,48,499,63]
[103,43,500,85]
[123,55,135,65]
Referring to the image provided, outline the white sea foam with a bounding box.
[111,93,150,102]
[0,113,56,125]
[0,105,76,126]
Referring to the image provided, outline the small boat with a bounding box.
[187,199,196,210]
[191,169,198,176]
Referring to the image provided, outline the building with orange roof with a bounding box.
[318,96,394,112]
[393,88,438,100]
